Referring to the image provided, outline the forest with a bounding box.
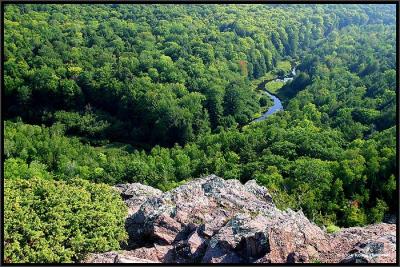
[3,4,397,263]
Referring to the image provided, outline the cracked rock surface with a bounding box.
[83,175,396,263]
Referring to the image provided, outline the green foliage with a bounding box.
[275,60,292,76]
[5,158,52,180]
[259,94,272,107]
[3,6,397,261]
[343,205,368,227]
[4,178,127,263]
[326,224,340,234]
[369,199,388,224]
[265,80,285,94]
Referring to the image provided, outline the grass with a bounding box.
[251,60,292,88]
[251,71,275,88]
[276,60,292,73]
[260,71,276,81]
[252,112,262,119]
[265,80,285,94]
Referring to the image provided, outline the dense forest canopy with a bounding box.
[4,4,396,145]
[3,4,397,263]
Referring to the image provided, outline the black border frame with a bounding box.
[0,0,398,266]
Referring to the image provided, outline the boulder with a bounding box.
[113,182,162,216]
[202,213,270,263]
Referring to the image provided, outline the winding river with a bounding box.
[253,66,296,122]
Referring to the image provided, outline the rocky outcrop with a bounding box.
[328,224,396,263]
[83,251,160,263]
[83,175,396,264]
[114,182,162,216]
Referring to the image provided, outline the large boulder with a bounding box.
[202,213,270,263]
[84,175,396,264]
[113,182,162,216]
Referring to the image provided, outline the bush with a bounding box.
[259,95,271,107]
[4,178,128,263]
[344,205,367,227]
[5,158,52,180]
[369,199,388,223]
[326,224,340,234]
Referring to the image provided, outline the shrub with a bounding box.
[4,158,52,180]
[369,198,388,223]
[259,95,270,107]
[326,224,340,234]
[4,178,127,263]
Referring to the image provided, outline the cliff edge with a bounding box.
[83,175,396,263]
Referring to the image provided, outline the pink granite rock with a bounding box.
[84,175,396,264]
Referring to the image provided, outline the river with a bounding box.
[252,66,296,122]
